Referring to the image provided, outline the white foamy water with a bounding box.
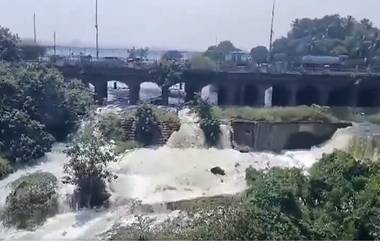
[0,109,356,240]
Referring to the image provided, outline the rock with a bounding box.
[2,172,59,230]
[210,167,226,176]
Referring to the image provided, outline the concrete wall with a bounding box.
[231,120,351,152]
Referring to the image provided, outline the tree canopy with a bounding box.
[272,15,380,65]
[204,40,239,62]
[0,25,21,61]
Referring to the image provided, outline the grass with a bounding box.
[211,106,337,123]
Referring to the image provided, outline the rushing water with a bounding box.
[0,108,357,240]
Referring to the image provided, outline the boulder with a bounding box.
[2,172,59,230]
[210,167,226,176]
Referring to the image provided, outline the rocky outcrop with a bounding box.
[210,167,226,176]
[2,172,59,230]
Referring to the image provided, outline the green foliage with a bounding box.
[171,151,380,240]
[149,60,183,88]
[0,62,92,164]
[188,54,217,71]
[162,50,183,61]
[192,95,221,147]
[63,127,117,209]
[0,108,54,163]
[97,112,125,142]
[204,40,239,62]
[127,47,149,59]
[134,105,160,146]
[19,40,46,61]
[0,156,11,179]
[0,25,21,61]
[212,106,336,122]
[2,172,58,230]
[272,15,380,63]
[12,64,93,140]
[250,46,269,64]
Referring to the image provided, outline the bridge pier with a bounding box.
[129,84,140,105]
[162,86,169,105]
[185,83,200,102]
[93,81,108,105]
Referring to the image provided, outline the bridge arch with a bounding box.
[272,85,291,106]
[243,85,259,106]
[358,87,380,107]
[327,87,351,106]
[296,85,320,106]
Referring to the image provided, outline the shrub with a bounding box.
[134,105,161,146]
[0,108,54,163]
[192,95,221,147]
[97,112,125,142]
[63,127,117,209]
[2,172,58,230]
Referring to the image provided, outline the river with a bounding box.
[0,103,359,240]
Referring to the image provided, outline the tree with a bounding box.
[149,60,183,104]
[272,15,380,65]
[162,50,183,61]
[0,25,21,61]
[127,47,149,59]
[0,107,54,164]
[204,40,239,62]
[63,127,117,209]
[19,40,46,61]
[250,46,269,64]
[188,54,217,71]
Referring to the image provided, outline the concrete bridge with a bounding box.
[57,64,380,107]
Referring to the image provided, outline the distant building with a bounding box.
[225,51,252,65]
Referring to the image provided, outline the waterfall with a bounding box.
[0,108,359,240]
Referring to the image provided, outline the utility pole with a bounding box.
[53,32,56,56]
[95,0,99,58]
[268,0,276,62]
[33,12,37,43]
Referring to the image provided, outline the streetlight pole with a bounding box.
[95,0,99,58]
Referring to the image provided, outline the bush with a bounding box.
[171,151,380,240]
[134,105,161,146]
[0,108,54,163]
[2,172,58,230]
[212,106,336,122]
[97,112,125,142]
[63,127,117,209]
[192,95,221,147]
[0,156,11,179]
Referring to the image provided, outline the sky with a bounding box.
[1,0,380,51]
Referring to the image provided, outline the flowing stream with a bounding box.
[0,109,357,240]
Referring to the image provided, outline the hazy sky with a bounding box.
[1,0,380,50]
